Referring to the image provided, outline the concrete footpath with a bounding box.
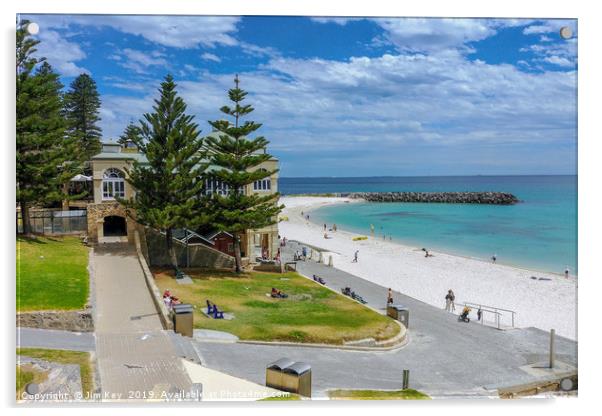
[192,240,577,398]
[17,328,95,352]
[92,244,192,401]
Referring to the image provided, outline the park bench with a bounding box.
[341,287,367,304]
[312,274,326,285]
[206,300,224,319]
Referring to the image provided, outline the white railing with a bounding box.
[461,301,517,330]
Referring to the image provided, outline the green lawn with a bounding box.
[328,389,430,400]
[154,269,399,344]
[17,236,89,311]
[17,348,94,398]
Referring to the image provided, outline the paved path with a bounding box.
[192,240,577,398]
[17,328,95,352]
[93,244,192,401]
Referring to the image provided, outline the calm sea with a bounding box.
[279,176,577,274]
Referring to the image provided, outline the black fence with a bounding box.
[17,209,88,235]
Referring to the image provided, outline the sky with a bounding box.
[19,14,577,177]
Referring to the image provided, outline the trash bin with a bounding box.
[387,304,410,328]
[266,358,312,397]
[172,303,194,337]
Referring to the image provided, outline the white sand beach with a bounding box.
[278,196,577,340]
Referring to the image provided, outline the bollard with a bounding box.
[402,369,410,389]
[318,252,323,263]
[549,329,556,368]
[328,255,333,267]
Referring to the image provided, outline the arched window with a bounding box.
[102,168,125,200]
[253,170,271,192]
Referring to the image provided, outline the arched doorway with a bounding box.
[103,215,127,237]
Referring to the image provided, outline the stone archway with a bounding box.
[103,215,127,237]
[87,202,135,243]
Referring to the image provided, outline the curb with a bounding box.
[236,325,408,352]
[134,230,173,330]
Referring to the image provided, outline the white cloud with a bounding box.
[98,51,576,156]
[34,30,89,76]
[543,55,573,67]
[523,20,576,36]
[112,48,169,74]
[29,15,241,48]
[201,52,221,63]
[310,17,359,26]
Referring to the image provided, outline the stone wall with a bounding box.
[144,227,235,269]
[347,191,519,205]
[86,202,135,243]
[17,309,94,332]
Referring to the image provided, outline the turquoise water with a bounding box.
[280,176,577,274]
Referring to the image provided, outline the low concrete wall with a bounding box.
[144,227,235,269]
[134,230,173,330]
[17,309,94,332]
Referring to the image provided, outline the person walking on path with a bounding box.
[449,289,456,311]
[353,250,359,263]
[387,288,394,305]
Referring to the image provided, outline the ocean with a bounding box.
[279,176,577,275]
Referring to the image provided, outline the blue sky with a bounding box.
[19,15,577,177]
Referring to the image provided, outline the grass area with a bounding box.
[328,389,430,400]
[17,348,94,397]
[16,364,48,399]
[17,236,89,311]
[154,269,399,344]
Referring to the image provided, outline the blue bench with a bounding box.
[206,300,224,319]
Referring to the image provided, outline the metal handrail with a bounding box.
[461,301,517,329]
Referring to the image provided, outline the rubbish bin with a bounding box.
[266,358,312,397]
[387,304,410,328]
[172,303,194,337]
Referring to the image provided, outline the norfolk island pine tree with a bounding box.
[16,20,79,235]
[206,75,284,273]
[118,121,142,147]
[63,73,103,162]
[121,74,211,267]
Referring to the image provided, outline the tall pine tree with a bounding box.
[117,121,142,148]
[122,75,209,267]
[64,73,102,160]
[17,20,79,235]
[206,75,283,272]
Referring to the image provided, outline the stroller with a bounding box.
[459,306,471,323]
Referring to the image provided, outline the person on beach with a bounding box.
[333,224,337,232]
[565,266,570,278]
[387,288,394,305]
[492,254,497,263]
[353,250,359,262]
[324,223,327,231]
[449,289,456,311]
[301,211,304,217]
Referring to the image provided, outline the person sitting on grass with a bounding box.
[271,287,288,298]
[163,289,181,309]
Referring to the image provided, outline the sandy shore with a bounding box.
[278,196,577,340]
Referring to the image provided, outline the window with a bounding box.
[102,168,125,200]
[204,178,230,196]
[253,171,271,192]
[204,178,244,196]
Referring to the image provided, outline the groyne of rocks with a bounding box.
[345,192,519,205]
